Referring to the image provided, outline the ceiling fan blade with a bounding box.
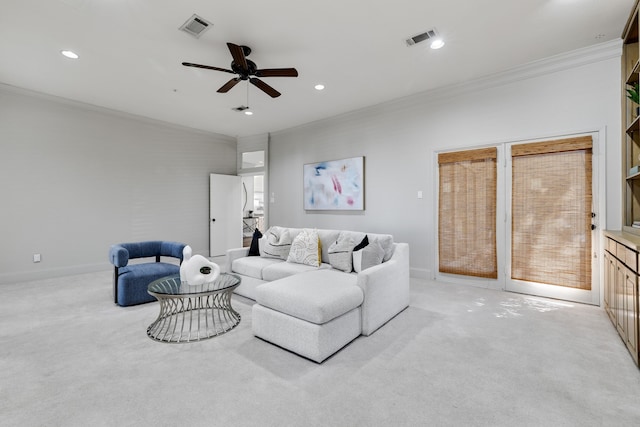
[250,78,281,98]
[217,78,241,93]
[227,43,248,72]
[255,68,299,78]
[182,62,235,74]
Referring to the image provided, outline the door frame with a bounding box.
[239,171,268,230]
[504,131,601,305]
[434,128,606,306]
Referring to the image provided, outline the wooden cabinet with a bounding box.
[603,233,639,366]
[603,0,640,367]
[624,266,638,359]
[604,250,615,322]
[623,1,640,233]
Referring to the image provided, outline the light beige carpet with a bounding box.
[1,271,639,426]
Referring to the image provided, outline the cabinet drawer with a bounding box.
[625,247,638,273]
[607,238,617,256]
[617,243,626,259]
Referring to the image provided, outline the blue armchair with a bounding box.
[109,241,186,307]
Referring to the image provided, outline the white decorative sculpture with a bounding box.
[179,245,221,286]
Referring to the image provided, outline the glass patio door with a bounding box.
[505,136,597,304]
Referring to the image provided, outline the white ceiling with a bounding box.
[0,0,633,137]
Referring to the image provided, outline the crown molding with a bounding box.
[0,82,236,141]
[274,39,623,136]
[404,39,622,108]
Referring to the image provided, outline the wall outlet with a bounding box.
[417,190,423,199]
[33,253,41,263]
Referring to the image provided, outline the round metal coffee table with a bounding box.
[147,273,241,343]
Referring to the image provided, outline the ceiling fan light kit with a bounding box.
[182,42,298,99]
[61,50,79,59]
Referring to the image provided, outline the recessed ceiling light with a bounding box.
[430,39,445,49]
[314,84,325,91]
[61,50,79,59]
[244,110,253,116]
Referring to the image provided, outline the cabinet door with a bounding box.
[604,251,616,323]
[616,259,626,337]
[623,267,638,363]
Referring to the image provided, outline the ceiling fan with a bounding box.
[182,42,298,98]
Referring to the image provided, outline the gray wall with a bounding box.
[267,42,622,279]
[0,85,236,284]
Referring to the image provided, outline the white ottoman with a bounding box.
[252,269,363,363]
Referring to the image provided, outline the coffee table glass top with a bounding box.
[148,273,240,296]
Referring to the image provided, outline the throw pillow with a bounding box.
[287,229,321,267]
[353,235,369,252]
[353,241,384,273]
[369,234,395,262]
[328,235,356,273]
[261,227,292,260]
[248,229,262,256]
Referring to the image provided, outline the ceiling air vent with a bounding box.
[406,29,437,46]
[179,14,212,38]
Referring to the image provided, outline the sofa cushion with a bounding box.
[232,256,283,280]
[117,262,179,306]
[353,240,384,272]
[233,274,268,300]
[328,234,356,273]
[262,261,330,282]
[260,226,292,260]
[255,270,362,324]
[287,228,321,267]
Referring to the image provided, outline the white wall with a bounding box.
[0,85,236,284]
[268,41,622,279]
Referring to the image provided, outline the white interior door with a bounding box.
[210,174,242,257]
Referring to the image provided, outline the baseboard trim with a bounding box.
[5,260,429,284]
[410,268,431,280]
[0,262,113,285]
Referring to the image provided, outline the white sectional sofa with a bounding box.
[226,227,410,362]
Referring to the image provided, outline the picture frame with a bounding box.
[303,156,364,211]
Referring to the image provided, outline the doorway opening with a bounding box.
[242,174,265,247]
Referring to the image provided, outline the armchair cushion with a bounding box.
[108,240,186,306]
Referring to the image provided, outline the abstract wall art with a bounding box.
[303,156,364,210]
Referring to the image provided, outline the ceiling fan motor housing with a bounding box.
[232,59,257,79]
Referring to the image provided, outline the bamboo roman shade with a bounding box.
[511,136,592,290]
[438,147,498,279]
